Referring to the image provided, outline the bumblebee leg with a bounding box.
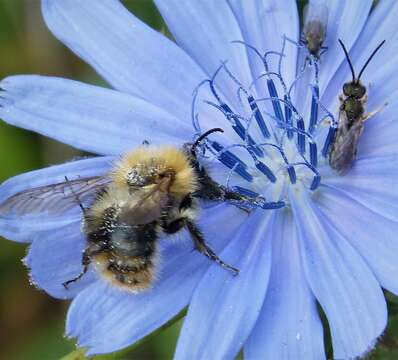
[185,220,239,275]
[161,217,239,275]
[62,251,90,289]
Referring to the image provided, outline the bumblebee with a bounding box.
[329,39,386,173]
[0,129,273,292]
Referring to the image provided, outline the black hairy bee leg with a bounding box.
[161,218,239,275]
[62,251,90,289]
[185,221,239,276]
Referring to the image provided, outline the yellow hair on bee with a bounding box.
[112,146,198,198]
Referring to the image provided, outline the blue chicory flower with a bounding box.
[1,1,397,359]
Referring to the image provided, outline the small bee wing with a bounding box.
[0,176,111,215]
[303,1,329,30]
[329,113,363,173]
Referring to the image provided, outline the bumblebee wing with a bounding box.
[0,176,111,215]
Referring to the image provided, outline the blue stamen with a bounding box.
[297,118,306,154]
[267,79,285,123]
[287,165,297,184]
[321,126,337,157]
[309,141,318,167]
[255,160,277,183]
[259,201,286,209]
[309,85,319,133]
[211,141,253,182]
[284,94,293,139]
[310,174,321,191]
[247,95,270,138]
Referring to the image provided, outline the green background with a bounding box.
[0,1,396,359]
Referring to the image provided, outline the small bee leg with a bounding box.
[62,251,90,289]
[362,102,388,122]
[185,220,239,276]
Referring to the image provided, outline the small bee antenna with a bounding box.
[64,176,86,215]
[357,40,385,81]
[191,128,224,156]
[338,39,356,83]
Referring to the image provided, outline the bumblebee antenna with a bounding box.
[338,39,356,83]
[357,40,385,81]
[191,128,224,155]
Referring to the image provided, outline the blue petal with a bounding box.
[319,0,372,94]
[245,210,325,360]
[155,0,252,108]
[0,156,113,242]
[175,211,274,360]
[323,155,398,222]
[25,222,96,299]
[228,0,299,87]
[66,204,247,355]
[41,0,205,121]
[0,76,189,154]
[317,185,398,295]
[322,1,394,109]
[358,102,398,159]
[290,186,387,360]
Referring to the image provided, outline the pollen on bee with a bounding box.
[111,146,199,197]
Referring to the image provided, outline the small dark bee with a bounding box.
[329,39,386,174]
[0,128,277,292]
[302,1,329,58]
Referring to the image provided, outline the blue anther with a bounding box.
[310,174,321,191]
[309,142,318,168]
[231,117,263,157]
[284,94,293,139]
[308,85,319,133]
[287,165,297,184]
[220,103,233,114]
[255,161,277,183]
[211,141,253,182]
[247,95,270,138]
[260,201,286,209]
[232,186,260,198]
[297,118,306,154]
[267,79,285,123]
[321,126,337,157]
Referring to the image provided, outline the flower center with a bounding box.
[191,39,336,207]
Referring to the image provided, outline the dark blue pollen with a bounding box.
[308,85,319,134]
[284,94,293,139]
[255,161,277,183]
[232,186,260,198]
[247,95,270,138]
[211,141,253,182]
[267,79,285,123]
[321,126,337,157]
[297,118,306,154]
[287,165,297,184]
[310,174,321,191]
[309,142,318,167]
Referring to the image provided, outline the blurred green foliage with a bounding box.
[0,1,396,359]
